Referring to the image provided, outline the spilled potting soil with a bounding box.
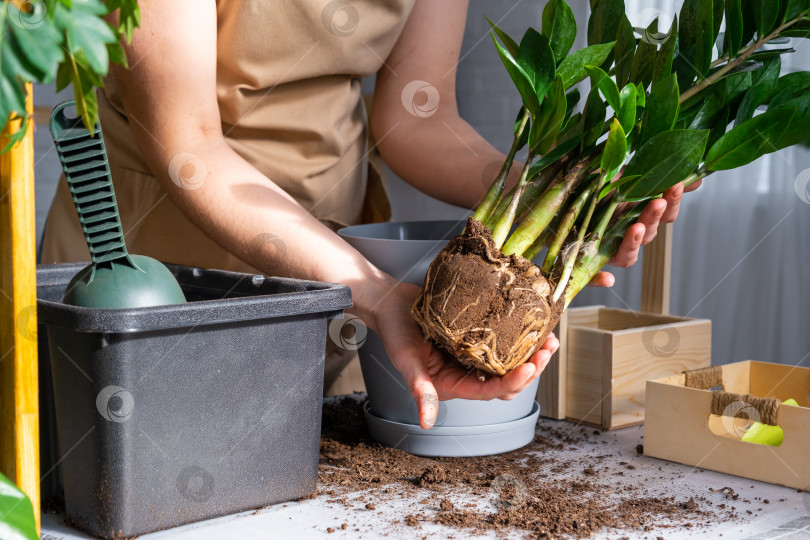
[317,396,747,538]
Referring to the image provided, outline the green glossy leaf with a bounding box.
[635,82,646,107]
[735,83,774,124]
[705,108,795,169]
[772,91,810,148]
[689,87,726,130]
[535,76,568,154]
[485,17,519,58]
[492,33,543,116]
[752,56,782,86]
[785,0,810,20]
[588,0,625,49]
[598,174,641,200]
[741,0,758,46]
[639,74,680,145]
[0,472,39,540]
[752,0,779,36]
[614,15,635,87]
[629,19,658,89]
[652,15,679,88]
[617,84,637,133]
[707,105,731,149]
[518,29,556,95]
[713,0,726,42]
[542,0,577,63]
[725,0,744,57]
[601,118,627,174]
[527,133,584,177]
[679,0,715,79]
[619,129,710,201]
[585,64,620,111]
[581,86,607,149]
[557,41,615,88]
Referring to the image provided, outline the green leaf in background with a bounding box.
[585,64,620,111]
[629,18,658,90]
[517,29,556,97]
[740,0,758,45]
[712,0,726,43]
[689,86,726,130]
[751,56,781,86]
[619,129,710,201]
[705,108,795,169]
[635,82,646,107]
[527,132,584,177]
[0,472,38,540]
[556,41,615,88]
[542,0,577,63]
[652,15,679,88]
[485,17,519,58]
[533,75,568,154]
[639,74,680,145]
[588,0,625,50]
[52,0,117,74]
[706,105,731,149]
[617,83,637,133]
[614,15,635,86]
[772,90,810,149]
[725,0,744,57]
[581,85,608,149]
[784,0,810,21]
[601,118,627,176]
[679,0,715,79]
[492,32,543,116]
[106,0,141,42]
[598,174,640,200]
[752,0,779,36]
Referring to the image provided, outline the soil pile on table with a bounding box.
[318,397,737,538]
[411,218,564,376]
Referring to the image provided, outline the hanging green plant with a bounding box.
[0,0,140,149]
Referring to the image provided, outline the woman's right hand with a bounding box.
[360,278,558,430]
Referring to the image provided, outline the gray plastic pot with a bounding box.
[339,220,541,454]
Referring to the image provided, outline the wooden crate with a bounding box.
[560,306,711,430]
[645,361,810,490]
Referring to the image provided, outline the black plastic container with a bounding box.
[37,263,351,538]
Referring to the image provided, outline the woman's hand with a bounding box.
[587,180,702,287]
[363,280,559,430]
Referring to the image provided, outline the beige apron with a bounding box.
[42,0,416,394]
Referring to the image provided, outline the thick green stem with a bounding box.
[472,109,530,225]
[591,198,621,246]
[501,156,596,256]
[540,176,598,274]
[551,169,607,302]
[563,202,648,307]
[679,15,805,104]
[522,225,557,262]
[491,155,535,248]
[485,158,564,230]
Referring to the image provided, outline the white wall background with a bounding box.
[33,1,810,367]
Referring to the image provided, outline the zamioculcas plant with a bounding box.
[0,0,140,147]
[412,0,810,376]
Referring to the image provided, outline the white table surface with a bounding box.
[40,417,809,540]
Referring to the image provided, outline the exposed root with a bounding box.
[411,218,565,376]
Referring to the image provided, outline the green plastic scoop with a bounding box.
[49,102,186,309]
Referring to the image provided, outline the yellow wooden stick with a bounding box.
[0,82,40,532]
